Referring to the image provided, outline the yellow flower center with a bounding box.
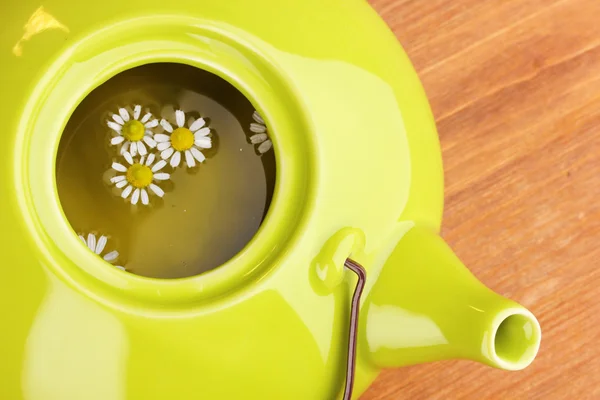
[126,163,153,188]
[171,127,194,151]
[122,120,145,142]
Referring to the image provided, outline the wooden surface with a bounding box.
[362,0,600,399]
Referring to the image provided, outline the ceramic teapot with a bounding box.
[0,1,541,399]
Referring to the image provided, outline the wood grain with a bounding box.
[362,0,600,399]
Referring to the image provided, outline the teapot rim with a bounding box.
[14,16,315,307]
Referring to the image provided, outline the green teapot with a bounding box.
[0,1,540,399]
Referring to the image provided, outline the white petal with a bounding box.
[170,151,181,167]
[112,162,127,172]
[140,188,149,205]
[153,173,170,181]
[145,153,155,166]
[129,141,138,157]
[131,188,140,205]
[95,236,107,254]
[152,159,167,172]
[115,180,128,189]
[161,147,174,160]
[194,137,212,149]
[115,265,126,271]
[112,114,125,125]
[154,133,170,143]
[160,119,173,133]
[190,147,206,163]
[103,250,119,262]
[110,175,126,183]
[111,136,125,145]
[119,108,130,122]
[137,141,147,156]
[123,152,134,165]
[157,142,171,151]
[139,155,145,165]
[250,123,266,133]
[107,121,122,132]
[143,135,156,148]
[190,118,206,132]
[79,235,86,245]
[87,234,96,252]
[121,185,133,199]
[141,112,152,123]
[194,127,210,138]
[253,111,264,124]
[149,183,164,197]
[250,133,268,144]
[258,140,273,154]
[185,150,196,168]
[120,141,129,154]
[175,110,185,127]
[145,119,159,128]
[133,105,141,120]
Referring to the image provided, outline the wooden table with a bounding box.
[361,0,600,399]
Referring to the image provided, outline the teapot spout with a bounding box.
[364,226,541,371]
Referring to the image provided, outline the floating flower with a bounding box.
[155,110,212,168]
[110,152,170,205]
[107,105,159,157]
[249,111,272,154]
[79,232,124,271]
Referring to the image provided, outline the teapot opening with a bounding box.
[20,22,312,304]
[492,311,541,370]
[56,63,277,279]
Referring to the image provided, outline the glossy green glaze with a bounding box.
[0,1,541,399]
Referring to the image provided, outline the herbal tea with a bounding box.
[56,64,276,279]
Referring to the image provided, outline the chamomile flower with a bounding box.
[79,233,124,271]
[249,111,272,154]
[107,105,159,157]
[155,110,212,168]
[110,152,170,205]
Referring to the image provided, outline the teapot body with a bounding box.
[1,1,445,399]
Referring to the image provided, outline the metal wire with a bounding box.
[342,258,367,400]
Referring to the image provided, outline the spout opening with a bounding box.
[490,309,541,371]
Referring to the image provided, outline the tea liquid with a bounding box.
[56,64,275,278]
